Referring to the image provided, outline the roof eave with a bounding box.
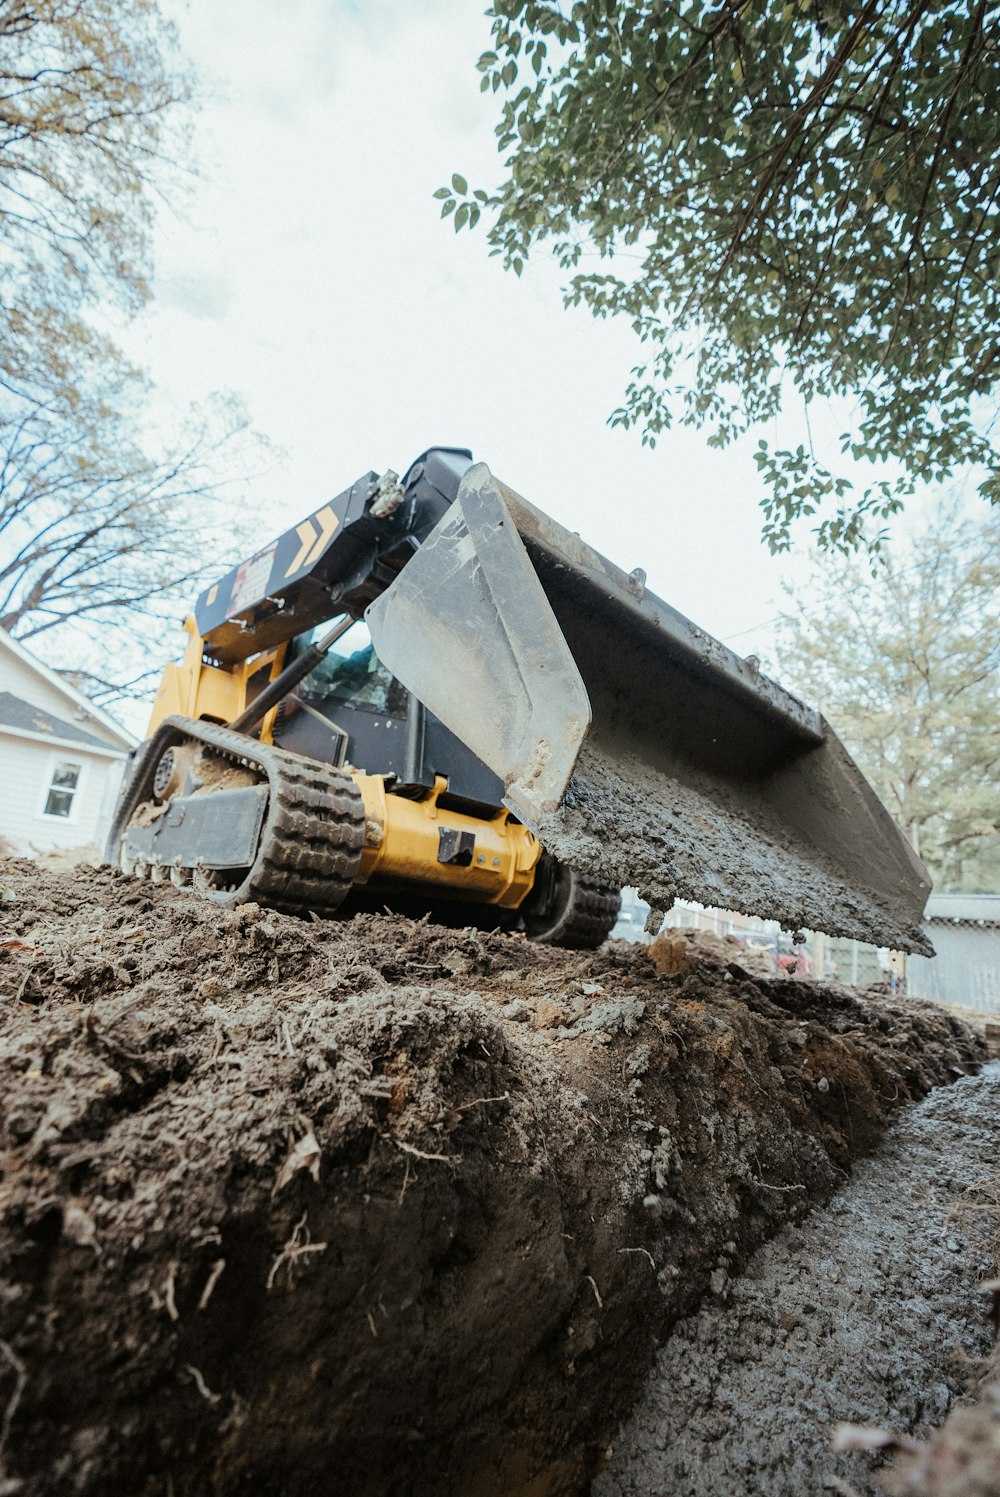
[0,627,137,748]
[0,722,129,760]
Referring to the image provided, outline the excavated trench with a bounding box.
[595,1063,1000,1496]
[0,861,989,1496]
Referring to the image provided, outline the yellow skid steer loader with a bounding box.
[106,449,931,953]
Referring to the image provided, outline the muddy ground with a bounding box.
[595,1064,999,1496]
[0,862,988,1496]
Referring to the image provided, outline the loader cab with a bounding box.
[297,619,406,717]
[272,619,506,814]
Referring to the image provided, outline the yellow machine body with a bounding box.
[146,619,542,911]
[148,618,287,745]
[354,773,539,908]
[117,448,929,952]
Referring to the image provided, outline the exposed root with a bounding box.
[266,1214,328,1293]
[0,1339,26,1474]
[183,1365,221,1406]
[197,1259,226,1312]
[163,1262,179,1323]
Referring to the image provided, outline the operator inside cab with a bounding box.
[298,620,397,712]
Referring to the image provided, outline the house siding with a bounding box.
[0,638,126,749]
[0,732,124,853]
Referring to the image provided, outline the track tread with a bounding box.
[112,716,365,917]
[552,873,622,950]
[523,859,621,950]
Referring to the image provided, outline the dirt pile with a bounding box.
[647,927,776,979]
[0,862,986,1497]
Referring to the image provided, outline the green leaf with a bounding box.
[441,0,1000,551]
[451,173,468,195]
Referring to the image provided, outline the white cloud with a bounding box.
[135,0,817,661]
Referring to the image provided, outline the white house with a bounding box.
[909,894,1000,1016]
[0,627,136,856]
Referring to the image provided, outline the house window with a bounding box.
[43,761,82,818]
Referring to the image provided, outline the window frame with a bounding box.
[39,755,86,824]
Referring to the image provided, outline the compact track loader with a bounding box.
[107,448,932,953]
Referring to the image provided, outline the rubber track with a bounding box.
[110,716,365,916]
[551,872,622,950]
[523,862,621,950]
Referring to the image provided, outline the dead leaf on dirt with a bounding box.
[275,1129,321,1192]
[0,939,34,952]
[579,982,605,996]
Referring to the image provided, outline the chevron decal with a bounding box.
[284,505,339,577]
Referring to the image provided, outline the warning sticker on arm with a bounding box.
[228,544,277,617]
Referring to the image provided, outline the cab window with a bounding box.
[298,620,406,715]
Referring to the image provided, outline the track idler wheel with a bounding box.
[153,744,198,801]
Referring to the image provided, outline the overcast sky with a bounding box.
[126,0,922,675]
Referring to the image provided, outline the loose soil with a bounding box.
[0,862,987,1496]
[877,1162,1000,1497]
[594,1064,1000,1497]
[539,741,930,955]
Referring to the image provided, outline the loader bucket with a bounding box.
[366,463,932,953]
